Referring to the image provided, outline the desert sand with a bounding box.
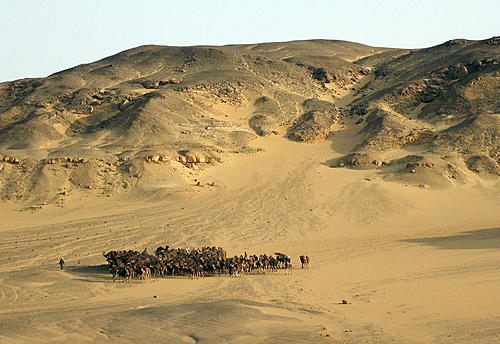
[0,38,499,343]
[0,132,499,343]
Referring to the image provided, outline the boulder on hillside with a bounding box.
[288,99,338,142]
[249,114,279,136]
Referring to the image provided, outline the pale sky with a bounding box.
[1,0,499,81]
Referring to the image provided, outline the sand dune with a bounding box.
[1,133,499,343]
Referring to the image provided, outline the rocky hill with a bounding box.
[341,37,499,187]
[0,38,498,202]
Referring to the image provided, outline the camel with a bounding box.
[275,253,291,269]
[299,255,310,269]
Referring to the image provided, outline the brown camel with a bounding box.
[299,255,310,269]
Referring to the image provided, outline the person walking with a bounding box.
[59,257,65,271]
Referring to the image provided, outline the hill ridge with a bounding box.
[0,38,498,202]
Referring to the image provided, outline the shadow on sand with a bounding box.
[67,264,111,282]
[403,227,500,250]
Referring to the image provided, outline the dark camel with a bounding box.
[299,255,310,269]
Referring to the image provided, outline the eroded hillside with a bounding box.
[0,38,498,202]
[336,37,500,187]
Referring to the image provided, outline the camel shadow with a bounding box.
[67,264,111,282]
[403,227,500,250]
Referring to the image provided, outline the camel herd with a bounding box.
[103,246,309,281]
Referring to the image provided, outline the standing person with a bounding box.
[59,257,65,271]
